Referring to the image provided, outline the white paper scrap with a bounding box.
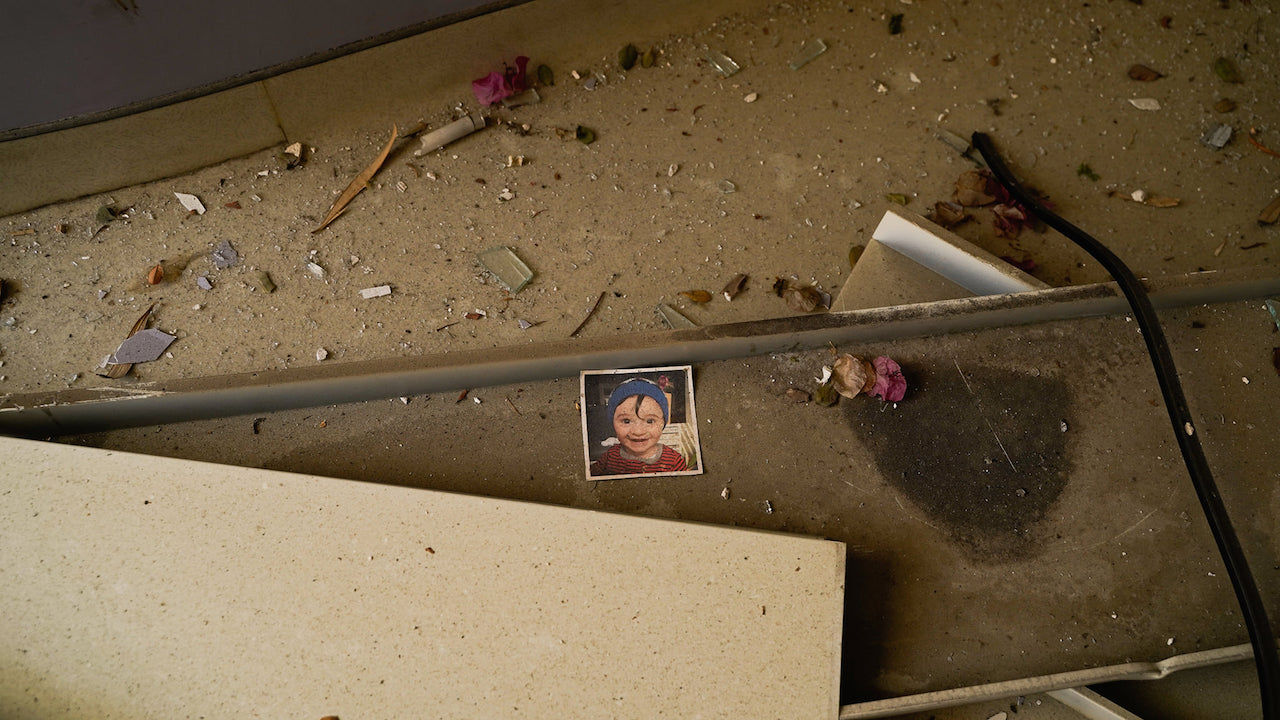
[360,285,392,299]
[174,192,206,214]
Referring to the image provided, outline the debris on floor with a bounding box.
[254,271,275,294]
[146,263,163,285]
[279,141,306,169]
[472,56,529,106]
[211,239,239,269]
[657,303,695,328]
[478,246,534,293]
[705,49,740,77]
[414,114,486,157]
[721,273,747,301]
[1201,123,1233,149]
[1127,64,1163,81]
[313,124,401,233]
[788,38,827,70]
[773,278,829,313]
[95,304,156,378]
[679,290,712,303]
[570,291,606,336]
[359,285,392,299]
[1259,197,1280,225]
[174,192,206,215]
[105,328,176,365]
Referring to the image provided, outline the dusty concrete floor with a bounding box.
[57,299,1280,715]
[1,0,1277,395]
[3,0,1279,716]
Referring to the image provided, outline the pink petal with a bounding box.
[509,56,530,92]
[870,356,907,402]
[472,72,511,105]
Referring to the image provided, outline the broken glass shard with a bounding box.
[1200,123,1232,149]
[478,246,534,293]
[789,39,827,70]
[657,303,696,328]
[706,50,741,77]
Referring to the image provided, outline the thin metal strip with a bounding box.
[2,272,1276,438]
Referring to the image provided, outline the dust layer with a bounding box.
[847,364,1072,563]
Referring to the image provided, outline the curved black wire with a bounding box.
[973,132,1279,718]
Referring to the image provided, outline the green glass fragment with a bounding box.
[537,64,554,86]
[619,44,638,71]
[886,193,908,205]
[576,126,596,145]
[255,270,276,294]
[478,246,534,293]
[1076,163,1100,181]
[788,39,827,70]
[1213,57,1242,83]
[640,47,657,68]
[706,50,741,77]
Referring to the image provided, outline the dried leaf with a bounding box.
[782,284,824,313]
[1127,64,1163,81]
[313,125,399,233]
[1259,196,1280,225]
[1128,98,1161,111]
[955,170,996,206]
[1213,57,1242,83]
[619,44,639,71]
[831,354,868,399]
[848,244,865,268]
[1146,196,1180,208]
[146,263,163,285]
[928,201,968,228]
[722,273,747,301]
[1214,98,1237,113]
[680,289,712,303]
[785,388,810,403]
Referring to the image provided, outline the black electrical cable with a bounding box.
[972,132,1279,719]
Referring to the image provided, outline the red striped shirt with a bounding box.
[590,444,688,476]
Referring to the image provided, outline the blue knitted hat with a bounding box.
[606,378,669,425]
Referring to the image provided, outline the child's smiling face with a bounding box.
[612,394,665,459]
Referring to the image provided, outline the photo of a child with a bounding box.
[580,366,703,479]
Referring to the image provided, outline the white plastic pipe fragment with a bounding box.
[415,114,486,157]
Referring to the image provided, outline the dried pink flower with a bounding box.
[472,56,530,106]
[870,356,907,402]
